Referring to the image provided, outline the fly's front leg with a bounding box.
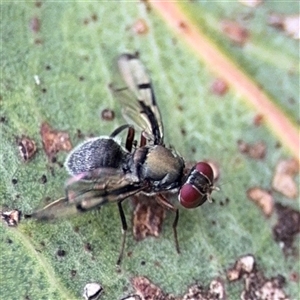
[156,194,180,254]
[116,201,128,269]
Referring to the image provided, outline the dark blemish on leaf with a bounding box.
[15,194,20,199]
[91,14,98,22]
[51,156,57,163]
[191,146,196,154]
[12,178,18,185]
[76,129,84,139]
[179,21,189,32]
[180,128,186,136]
[40,241,45,247]
[84,242,92,252]
[56,249,66,257]
[177,104,183,111]
[73,226,80,233]
[140,260,146,266]
[273,203,300,254]
[71,269,77,277]
[83,18,89,25]
[6,238,13,244]
[45,65,51,70]
[79,76,85,81]
[41,88,47,93]
[289,272,299,283]
[39,174,47,184]
[34,38,43,45]
[275,141,281,149]
[35,1,42,7]
[101,109,115,121]
[0,116,7,123]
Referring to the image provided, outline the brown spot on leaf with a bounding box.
[273,203,300,253]
[237,140,267,159]
[253,114,264,126]
[132,195,166,241]
[247,187,274,217]
[272,158,299,199]
[40,122,72,159]
[210,78,228,96]
[221,20,249,45]
[132,18,149,35]
[29,17,40,33]
[101,108,115,121]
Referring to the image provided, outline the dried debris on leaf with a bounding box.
[131,276,174,300]
[40,122,72,159]
[182,279,226,300]
[273,203,300,254]
[129,276,226,300]
[237,140,267,159]
[272,158,299,199]
[132,194,166,241]
[221,20,249,45]
[268,14,300,40]
[227,254,290,300]
[18,135,37,162]
[83,282,103,300]
[1,209,21,227]
[247,187,274,217]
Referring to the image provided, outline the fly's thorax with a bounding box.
[131,145,185,191]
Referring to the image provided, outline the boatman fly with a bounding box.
[27,53,217,266]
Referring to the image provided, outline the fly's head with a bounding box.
[178,162,217,209]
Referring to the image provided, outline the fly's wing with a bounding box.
[28,168,144,221]
[111,53,164,145]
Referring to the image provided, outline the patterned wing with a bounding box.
[111,53,164,145]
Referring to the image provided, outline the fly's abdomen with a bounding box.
[65,137,126,176]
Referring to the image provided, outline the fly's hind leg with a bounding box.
[156,194,180,254]
[109,124,136,153]
[116,201,128,269]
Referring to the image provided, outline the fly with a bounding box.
[27,53,217,266]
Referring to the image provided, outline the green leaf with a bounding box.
[1,2,299,299]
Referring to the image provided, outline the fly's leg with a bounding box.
[116,201,128,269]
[139,132,147,147]
[109,124,136,153]
[156,194,181,254]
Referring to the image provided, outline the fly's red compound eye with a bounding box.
[178,162,214,209]
[179,184,204,208]
[195,162,214,183]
